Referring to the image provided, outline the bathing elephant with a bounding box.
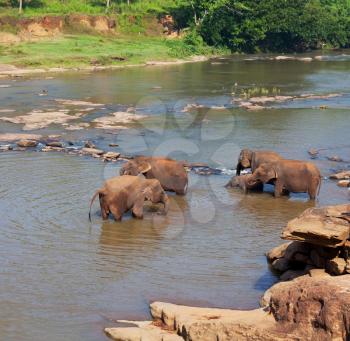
[225,174,264,194]
[250,160,321,200]
[120,156,188,195]
[236,149,282,175]
[89,175,169,221]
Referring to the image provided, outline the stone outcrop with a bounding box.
[281,204,350,247]
[106,303,288,341]
[105,274,350,341]
[330,171,350,180]
[267,204,350,278]
[268,275,350,340]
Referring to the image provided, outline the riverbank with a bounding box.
[0,34,221,78]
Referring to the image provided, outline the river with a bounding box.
[0,52,349,340]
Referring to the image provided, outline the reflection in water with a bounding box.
[1,52,350,341]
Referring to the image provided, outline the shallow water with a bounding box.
[1,51,350,341]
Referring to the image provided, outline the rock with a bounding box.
[329,170,350,180]
[150,302,285,341]
[109,143,119,147]
[16,139,38,147]
[281,204,350,248]
[309,249,325,268]
[0,144,13,151]
[103,151,120,161]
[81,147,104,155]
[308,148,319,157]
[280,269,309,281]
[327,155,343,162]
[46,141,63,148]
[325,257,346,275]
[308,268,330,278]
[346,259,350,273]
[266,242,291,263]
[41,146,64,152]
[84,141,96,149]
[338,180,350,187]
[271,257,290,272]
[106,274,350,341]
[269,274,350,340]
[283,241,310,261]
[105,321,183,341]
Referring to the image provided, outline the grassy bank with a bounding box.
[0,34,226,69]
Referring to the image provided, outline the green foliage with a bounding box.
[0,0,349,52]
[189,0,350,52]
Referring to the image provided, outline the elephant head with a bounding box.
[236,149,253,175]
[250,163,277,184]
[120,159,152,176]
[142,180,169,214]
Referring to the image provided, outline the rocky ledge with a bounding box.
[105,274,350,341]
[267,204,350,279]
[105,204,350,341]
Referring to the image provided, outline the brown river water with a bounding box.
[0,52,350,340]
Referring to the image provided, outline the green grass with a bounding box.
[0,0,183,17]
[0,34,225,69]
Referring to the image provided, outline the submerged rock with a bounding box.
[17,139,38,148]
[103,151,120,161]
[338,180,350,187]
[330,170,350,180]
[81,147,104,156]
[46,141,63,148]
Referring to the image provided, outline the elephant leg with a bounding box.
[110,205,123,221]
[99,194,109,220]
[309,177,320,200]
[132,195,145,219]
[274,180,284,198]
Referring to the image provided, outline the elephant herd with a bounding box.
[89,150,322,221]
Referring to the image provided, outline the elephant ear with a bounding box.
[268,166,278,180]
[137,161,152,174]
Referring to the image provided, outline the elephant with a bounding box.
[249,160,321,200]
[89,175,169,221]
[236,149,282,175]
[225,174,263,193]
[120,156,188,195]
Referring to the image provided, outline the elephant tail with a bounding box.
[89,190,100,222]
[317,176,322,197]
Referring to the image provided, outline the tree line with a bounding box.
[175,0,350,52]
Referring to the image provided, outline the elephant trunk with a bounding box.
[236,162,243,176]
[162,194,170,214]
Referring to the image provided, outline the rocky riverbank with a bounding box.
[105,204,350,341]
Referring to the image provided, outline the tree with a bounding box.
[18,0,22,13]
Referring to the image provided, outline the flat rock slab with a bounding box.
[330,170,350,180]
[282,204,350,247]
[81,147,104,155]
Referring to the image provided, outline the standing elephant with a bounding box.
[120,156,188,195]
[89,175,169,221]
[250,160,321,200]
[236,149,282,175]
